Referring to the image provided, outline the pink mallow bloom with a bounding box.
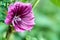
[5,2,35,32]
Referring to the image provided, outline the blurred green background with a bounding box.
[0,0,60,40]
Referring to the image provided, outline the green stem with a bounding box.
[5,2,7,10]
[6,25,12,40]
[32,0,40,9]
[13,0,15,3]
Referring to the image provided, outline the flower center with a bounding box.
[14,16,21,21]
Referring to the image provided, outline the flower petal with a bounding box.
[21,11,35,25]
[12,20,25,32]
[5,4,15,24]
[20,3,32,16]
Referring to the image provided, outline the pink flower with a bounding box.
[5,2,35,32]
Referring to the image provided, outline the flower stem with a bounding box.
[6,25,12,40]
[32,0,40,9]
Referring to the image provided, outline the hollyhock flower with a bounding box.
[5,2,35,32]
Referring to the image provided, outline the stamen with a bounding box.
[13,16,21,22]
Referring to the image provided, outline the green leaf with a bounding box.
[21,0,27,2]
[0,22,8,34]
[0,7,7,22]
[3,0,11,2]
[51,0,60,7]
[9,32,27,40]
[26,35,37,40]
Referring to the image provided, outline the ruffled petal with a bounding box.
[13,2,32,16]
[5,4,15,24]
[21,11,35,25]
[12,20,25,32]
[14,24,25,32]
[20,22,34,31]
[20,3,32,16]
